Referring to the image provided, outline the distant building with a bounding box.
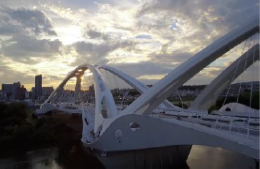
[30,86,54,101]
[35,75,42,98]
[89,84,95,95]
[25,91,30,99]
[171,85,206,97]
[2,84,13,98]
[0,90,6,102]
[1,82,26,100]
[16,85,27,100]
[11,82,21,99]
[31,87,35,98]
[42,87,54,97]
[222,81,260,96]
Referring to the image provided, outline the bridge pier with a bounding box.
[86,145,191,169]
[255,160,260,169]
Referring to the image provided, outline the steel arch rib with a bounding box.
[121,18,259,115]
[189,44,260,111]
[41,64,117,134]
[99,65,148,92]
[98,65,181,110]
[43,67,81,104]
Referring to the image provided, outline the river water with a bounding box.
[0,145,257,169]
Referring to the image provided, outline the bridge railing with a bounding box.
[212,118,259,137]
[152,110,259,138]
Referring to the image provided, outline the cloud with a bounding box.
[0,61,66,90]
[0,6,57,36]
[138,0,258,27]
[0,64,34,85]
[1,35,62,63]
[108,61,173,83]
[0,1,258,89]
[137,0,259,47]
[71,39,135,65]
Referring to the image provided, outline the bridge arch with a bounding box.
[98,65,181,110]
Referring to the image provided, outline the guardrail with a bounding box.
[152,110,259,137]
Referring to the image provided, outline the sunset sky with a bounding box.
[0,0,259,90]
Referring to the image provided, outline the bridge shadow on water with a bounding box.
[49,144,259,169]
[0,144,257,169]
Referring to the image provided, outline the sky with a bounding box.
[0,0,259,91]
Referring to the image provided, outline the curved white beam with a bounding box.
[98,65,181,110]
[40,64,118,135]
[121,18,259,115]
[88,65,117,135]
[189,44,259,111]
[43,65,87,104]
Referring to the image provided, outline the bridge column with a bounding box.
[75,75,82,102]
[255,160,260,169]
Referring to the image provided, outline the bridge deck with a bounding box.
[151,111,259,138]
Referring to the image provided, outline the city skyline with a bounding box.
[0,0,259,90]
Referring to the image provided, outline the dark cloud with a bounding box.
[84,28,111,41]
[0,6,57,36]
[1,35,62,63]
[108,61,173,82]
[135,34,152,39]
[149,50,193,65]
[86,29,102,39]
[0,7,60,63]
[71,40,135,66]
[0,23,24,36]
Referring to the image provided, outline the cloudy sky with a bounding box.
[0,0,259,90]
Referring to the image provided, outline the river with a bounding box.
[0,145,257,169]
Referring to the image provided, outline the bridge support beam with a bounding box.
[75,73,84,102]
[189,44,259,111]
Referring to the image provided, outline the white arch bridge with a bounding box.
[37,18,259,162]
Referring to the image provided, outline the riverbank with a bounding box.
[0,103,67,152]
[0,102,104,168]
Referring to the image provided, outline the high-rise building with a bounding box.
[35,75,42,98]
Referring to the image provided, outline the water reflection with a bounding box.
[0,148,61,169]
[187,146,257,169]
[0,145,257,169]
